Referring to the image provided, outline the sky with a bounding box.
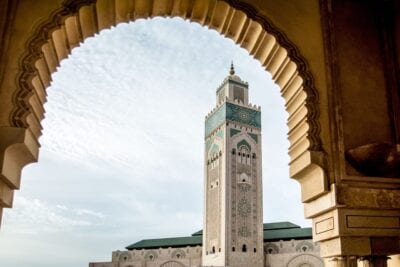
[0,17,310,267]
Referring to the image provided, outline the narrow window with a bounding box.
[218,248,221,252]
[254,248,257,253]
[232,247,235,252]
[242,244,247,252]
[212,246,216,254]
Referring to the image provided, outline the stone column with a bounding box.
[302,183,400,267]
[359,256,390,267]
[324,256,358,267]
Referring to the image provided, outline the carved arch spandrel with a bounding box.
[7,0,327,210]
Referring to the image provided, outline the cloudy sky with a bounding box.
[0,17,310,267]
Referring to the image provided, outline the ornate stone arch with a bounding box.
[4,0,328,224]
[295,240,315,253]
[287,254,324,267]
[171,248,186,259]
[119,251,133,262]
[264,242,280,254]
[160,261,186,267]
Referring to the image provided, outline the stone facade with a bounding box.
[97,246,202,267]
[265,240,322,267]
[89,238,322,267]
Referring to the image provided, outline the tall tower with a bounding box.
[202,64,263,267]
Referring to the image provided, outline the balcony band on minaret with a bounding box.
[203,64,263,267]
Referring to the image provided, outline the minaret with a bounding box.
[202,64,263,267]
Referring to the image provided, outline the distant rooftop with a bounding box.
[126,222,312,250]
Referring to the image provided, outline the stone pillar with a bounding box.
[301,183,400,267]
[359,256,390,267]
[324,256,358,267]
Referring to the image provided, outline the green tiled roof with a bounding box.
[263,221,300,230]
[126,222,312,250]
[190,222,302,237]
[191,230,203,236]
[126,236,202,250]
[264,227,312,241]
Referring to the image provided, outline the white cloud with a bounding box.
[2,197,102,235]
[74,209,105,219]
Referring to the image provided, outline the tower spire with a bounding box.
[229,61,235,75]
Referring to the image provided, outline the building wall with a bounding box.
[89,239,322,267]
[264,240,322,267]
[90,246,202,267]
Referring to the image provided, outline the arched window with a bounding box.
[232,149,236,155]
[254,248,257,253]
[232,247,235,252]
[212,246,216,254]
[242,244,247,252]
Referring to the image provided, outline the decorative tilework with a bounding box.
[205,139,212,152]
[210,144,220,155]
[205,102,261,137]
[237,139,251,151]
[230,128,241,137]
[248,133,258,143]
[216,130,224,138]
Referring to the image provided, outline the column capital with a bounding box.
[0,126,39,189]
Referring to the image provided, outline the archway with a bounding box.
[1,0,327,227]
[160,261,185,267]
[0,17,310,266]
[286,254,324,267]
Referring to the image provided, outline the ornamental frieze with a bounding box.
[205,102,261,137]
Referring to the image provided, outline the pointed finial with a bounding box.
[229,61,235,75]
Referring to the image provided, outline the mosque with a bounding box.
[2,1,399,266]
[89,66,323,267]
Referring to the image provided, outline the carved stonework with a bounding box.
[222,0,322,151]
[337,186,400,209]
[238,198,251,217]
